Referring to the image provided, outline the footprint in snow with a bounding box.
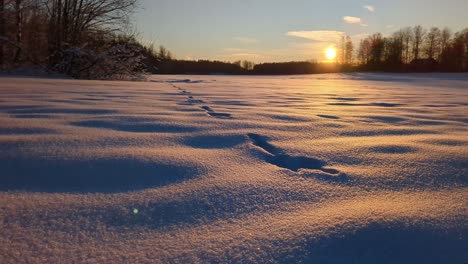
[248,133,344,179]
[200,106,233,119]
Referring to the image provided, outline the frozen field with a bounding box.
[0,73,467,263]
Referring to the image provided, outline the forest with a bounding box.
[0,0,467,78]
[0,0,153,79]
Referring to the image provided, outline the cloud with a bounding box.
[343,16,368,27]
[364,5,375,12]
[343,16,362,24]
[386,25,395,29]
[286,30,344,43]
[233,37,260,44]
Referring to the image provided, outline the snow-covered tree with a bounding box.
[53,42,145,79]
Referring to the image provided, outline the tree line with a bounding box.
[151,25,468,75]
[355,26,468,72]
[1,3,467,78]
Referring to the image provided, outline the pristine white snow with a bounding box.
[0,73,467,263]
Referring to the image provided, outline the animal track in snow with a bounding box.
[328,102,403,107]
[168,81,232,119]
[247,133,340,175]
[200,106,233,119]
[317,114,340,120]
[186,96,205,104]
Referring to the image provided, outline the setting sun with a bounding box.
[325,47,337,61]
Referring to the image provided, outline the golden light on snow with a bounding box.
[0,76,467,262]
[325,47,337,61]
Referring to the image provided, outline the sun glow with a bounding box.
[325,47,337,61]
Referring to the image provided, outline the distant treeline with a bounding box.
[152,25,468,75]
[0,2,467,78]
[156,59,246,75]
[154,59,347,75]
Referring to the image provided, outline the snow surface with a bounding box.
[0,73,467,263]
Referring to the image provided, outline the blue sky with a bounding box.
[135,0,468,62]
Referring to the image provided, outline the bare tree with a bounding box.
[358,38,371,64]
[439,28,452,62]
[412,25,426,60]
[46,0,138,51]
[400,27,413,64]
[22,1,47,62]
[158,45,171,60]
[0,0,4,68]
[384,30,404,65]
[339,35,345,64]
[425,27,441,59]
[458,28,468,71]
[12,0,21,62]
[345,35,353,64]
[369,33,384,64]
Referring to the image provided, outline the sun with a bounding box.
[325,47,337,61]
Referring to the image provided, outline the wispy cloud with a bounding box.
[364,5,375,12]
[286,30,344,43]
[343,16,362,24]
[343,16,368,27]
[386,25,395,29]
[233,37,260,44]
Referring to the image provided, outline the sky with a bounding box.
[135,0,468,63]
